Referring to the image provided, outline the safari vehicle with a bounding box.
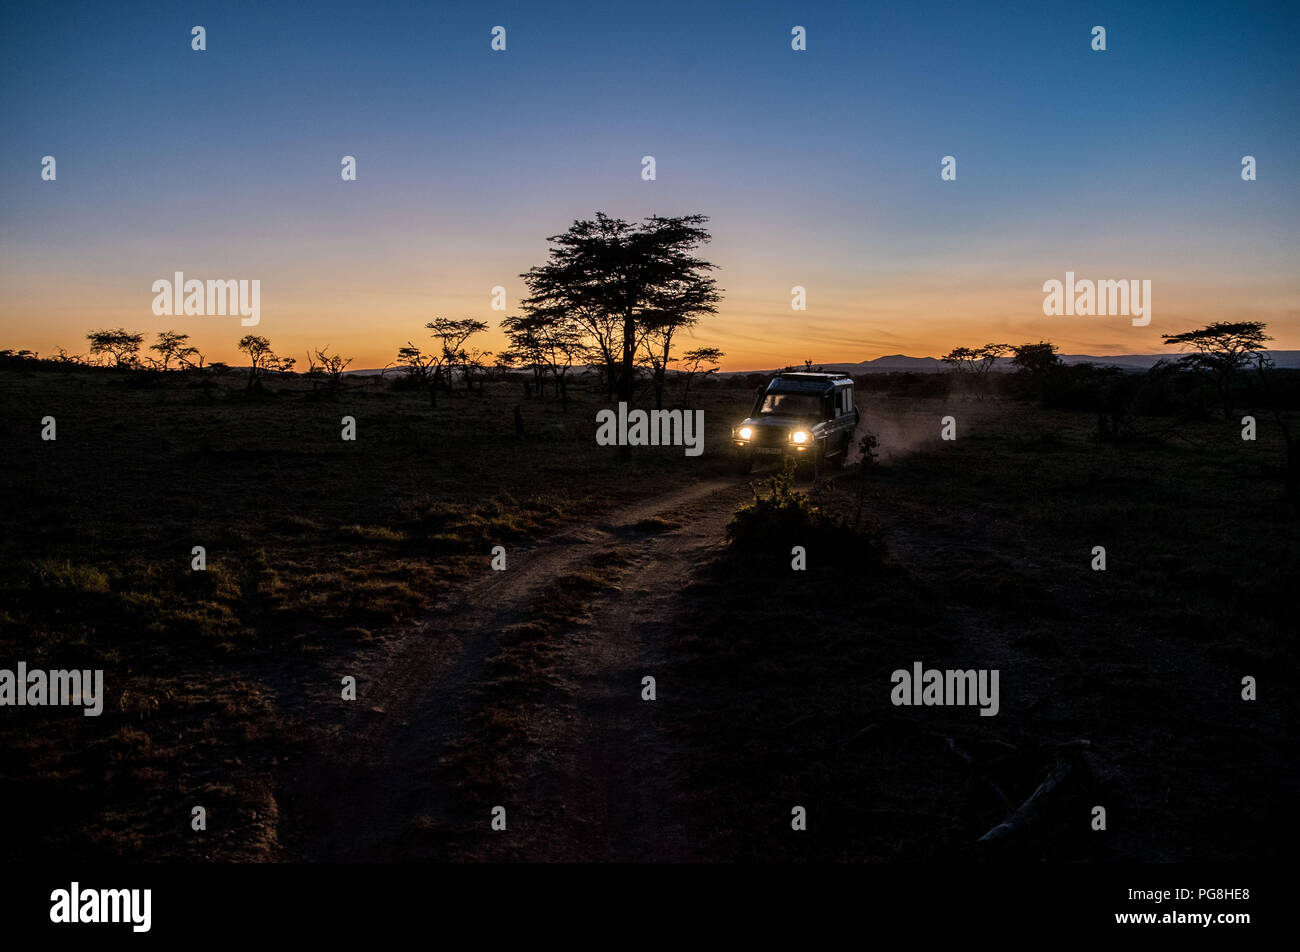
[731,372,859,475]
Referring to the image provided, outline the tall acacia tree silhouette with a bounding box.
[521,213,720,407]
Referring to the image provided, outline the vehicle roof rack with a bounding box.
[773,371,852,381]
[768,371,852,394]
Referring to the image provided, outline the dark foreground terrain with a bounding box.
[1,366,1295,861]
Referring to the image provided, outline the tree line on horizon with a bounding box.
[939,322,1278,421]
[0,209,1294,485]
[2,212,730,410]
[2,299,1295,492]
[934,322,1296,496]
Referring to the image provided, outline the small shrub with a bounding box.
[727,460,884,571]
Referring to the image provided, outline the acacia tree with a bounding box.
[498,315,547,395]
[678,345,724,409]
[520,213,720,404]
[87,328,144,367]
[974,343,1011,380]
[1162,321,1272,420]
[305,346,352,399]
[394,342,440,406]
[236,334,293,392]
[941,346,979,374]
[1008,341,1063,402]
[1012,341,1062,375]
[461,344,493,393]
[425,317,488,396]
[544,319,586,408]
[150,330,200,370]
[629,216,720,404]
[943,343,1010,398]
[506,310,585,409]
[640,311,698,410]
[521,215,628,400]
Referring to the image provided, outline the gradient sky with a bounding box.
[2,0,1298,370]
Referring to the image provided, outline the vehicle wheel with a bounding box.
[734,449,754,474]
[830,435,847,470]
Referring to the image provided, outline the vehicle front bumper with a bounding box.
[732,437,814,456]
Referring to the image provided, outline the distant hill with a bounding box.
[338,351,1300,378]
[724,351,1300,375]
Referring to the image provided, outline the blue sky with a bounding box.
[2,0,1297,367]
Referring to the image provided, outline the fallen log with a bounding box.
[977,758,1075,845]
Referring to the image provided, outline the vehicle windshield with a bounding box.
[757,392,821,417]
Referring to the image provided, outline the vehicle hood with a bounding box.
[738,415,817,429]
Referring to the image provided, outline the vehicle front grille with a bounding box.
[751,427,789,448]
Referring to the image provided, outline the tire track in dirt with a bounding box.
[486,484,747,861]
[279,477,747,861]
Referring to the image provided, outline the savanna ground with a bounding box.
[0,364,1295,862]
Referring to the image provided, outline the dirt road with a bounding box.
[278,476,751,861]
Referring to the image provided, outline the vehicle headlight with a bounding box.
[791,430,809,444]
[738,426,753,440]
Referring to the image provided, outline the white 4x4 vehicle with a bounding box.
[730,372,859,474]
